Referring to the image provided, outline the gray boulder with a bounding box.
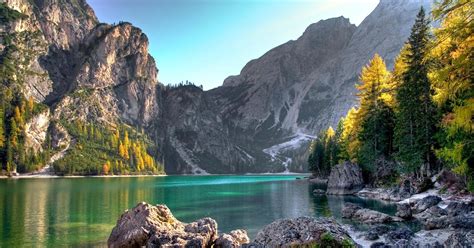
[444,230,474,248]
[252,217,354,247]
[327,162,364,195]
[396,203,412,219]
[214,229,250,248]
[108,202,218,247]
[413,195,442,214]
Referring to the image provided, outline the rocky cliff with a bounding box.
[1,0,433,174]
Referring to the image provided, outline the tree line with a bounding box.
[308,1,473,190]
[53,120,164,175]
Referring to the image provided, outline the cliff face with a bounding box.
[2,0,158,127]
[1,0,433,174]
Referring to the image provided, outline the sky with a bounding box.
[87,0,379,90]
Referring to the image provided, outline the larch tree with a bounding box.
[356,54,396,176]
[430,0,473,188]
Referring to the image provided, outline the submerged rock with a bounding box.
[313,189,326,195]
[327,162,364,195]
[108,202,218,247]
[342,203,398,224]
[251,216,355,247]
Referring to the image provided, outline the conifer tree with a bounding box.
[395,7,438,176]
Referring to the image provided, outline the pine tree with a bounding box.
[308,137,325,176]
[395,7,438,177]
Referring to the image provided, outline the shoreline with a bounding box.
[0,174,167,179]
[0,172,309,179]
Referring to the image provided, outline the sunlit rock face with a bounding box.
[3,0,158,129]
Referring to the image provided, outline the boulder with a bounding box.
[370,242,391,248]
[251,217,354,247]
[446,201,474,217]
[413,195,442,214]
[365,225,396,241]
[214,229,250,248]
[392,179,416,201]
[342,203,396,224]
[444,230,474,248]
[327,162,364,195]
[385,228,414,241]
[108,202,218,247]
[395,203,412,219]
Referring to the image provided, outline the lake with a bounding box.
[0,175,397,247]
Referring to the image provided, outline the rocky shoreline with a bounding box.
[105,163,473,247]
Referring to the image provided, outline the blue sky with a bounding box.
[87,0,379,90]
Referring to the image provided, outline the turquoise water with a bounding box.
[0,175,396,247]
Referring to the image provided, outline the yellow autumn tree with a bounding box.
[357,54,391,115]
[340,107,362,162]
[102,160,110,175]
[429,0,473,183]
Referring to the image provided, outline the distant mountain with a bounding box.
[163,0,433,173]
[0,0,432,175]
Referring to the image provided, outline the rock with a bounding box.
[24,110,50,154]
[342,203,395,224]
[444,230,474,248]
[313,189,326,195]
[365,231,380,241]
[214,229,250,248]
[50,122,71,149]
[396,203,412,219]
[252,217,354,247]
[309,177,328,184]
[414,177,434,194]
[367,225,394,237]
[433,170,467,195]
[370,242,391,248]
[448,215,474,229]
[414,196,442,214]
[394,179,417,201]
[108,202,218,247]
[342,203,362,218]
[446,201,474,217]
[386,228,414,241]
[356,180,417,202]
[327,162,364,195]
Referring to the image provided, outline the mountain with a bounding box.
[163,0,433,173]
[0,0,432,175]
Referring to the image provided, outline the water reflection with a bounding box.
[0,176,397,247]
